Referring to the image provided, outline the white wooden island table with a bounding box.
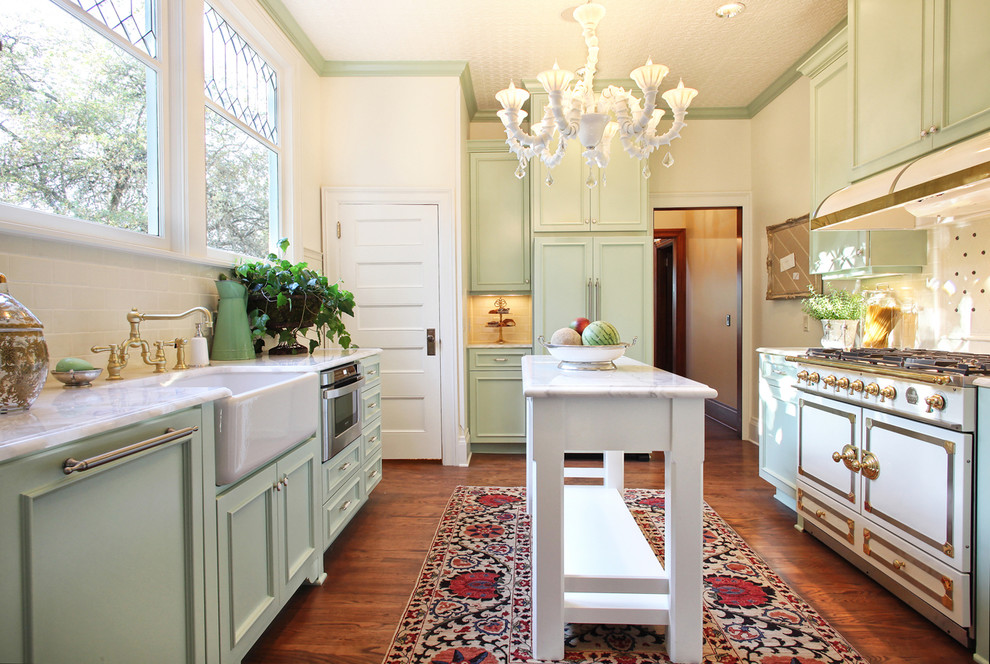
[522,355,716,663]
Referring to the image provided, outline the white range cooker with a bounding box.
[786,347,983,644]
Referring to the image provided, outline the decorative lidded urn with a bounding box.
[0,273,50,412]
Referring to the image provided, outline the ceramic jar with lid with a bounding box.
[0,274,50,412]
[862,286,901,348]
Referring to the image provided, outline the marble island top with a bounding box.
[0,348,381,464]
[522,355,717,399]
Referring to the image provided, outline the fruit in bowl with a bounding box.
[569,317,591,335]
[550,327,582,345]
[582,320,620,345]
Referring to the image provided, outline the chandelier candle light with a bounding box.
[495,1,698,187]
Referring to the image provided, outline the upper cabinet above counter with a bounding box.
[850,0,990,181]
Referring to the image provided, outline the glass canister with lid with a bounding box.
[861,286,901,348]
[0,273,50,412]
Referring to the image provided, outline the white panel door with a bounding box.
[337,204,441,459]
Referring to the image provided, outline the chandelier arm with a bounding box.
[631,89,659,136]
[650,112,688,147]
[541,134,568,169]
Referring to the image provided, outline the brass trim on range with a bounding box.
[785,355,953,386]
[809,160,990,231]
[863,528,954,610]
[863,419,957,559]
[799,489,856,545]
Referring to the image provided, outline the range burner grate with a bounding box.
[805,347,990,376]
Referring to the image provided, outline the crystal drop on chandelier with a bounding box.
[514,164,526,179]
[642,162,651,179]
[585,171,597,189]
[662,152,675,168]
[545,171,554,187]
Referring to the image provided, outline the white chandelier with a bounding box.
[495,2,698,187]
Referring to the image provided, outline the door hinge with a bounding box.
[336,221,341,239]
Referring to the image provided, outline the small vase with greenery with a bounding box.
[220,238,356,355]
[801,287,864,349]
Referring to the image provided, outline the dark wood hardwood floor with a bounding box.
[243,420,974,664]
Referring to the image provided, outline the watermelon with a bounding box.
[582,320,620,345]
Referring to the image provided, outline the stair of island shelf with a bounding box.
[563,485,668,597]
[564,591,671,625]
[563,466,605,479]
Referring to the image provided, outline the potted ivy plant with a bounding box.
[220,238,356,355]
[801,287,864,349]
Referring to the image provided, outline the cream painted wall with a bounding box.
[0,0,325,386]
[648,119,752,194]
[749,78,822,440]
[320,77,463,190]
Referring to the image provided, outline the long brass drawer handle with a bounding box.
[63,426,199,475]
[339,462,352,472]
[493,357,508,362]
[339,500,352,512]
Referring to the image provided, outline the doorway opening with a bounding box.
[653,207,742,432]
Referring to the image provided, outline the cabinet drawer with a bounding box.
[360,356,381,388]
[361,384,382,423]
[323,441,361,501]
[324,474,364,544]
[797,486,857,550]
[468,348,527,370]
[363,418,382,461]
[863,523,970,627]
[760,354,797,385]
[364,450,383,495]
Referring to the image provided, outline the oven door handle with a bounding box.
[322,376,365,399]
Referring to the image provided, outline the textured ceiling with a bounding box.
[277,0,847,111]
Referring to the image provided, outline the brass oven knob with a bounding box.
[865,382,880,397]
[807,372,821,385]
[823,375,837,388]
[879,386,896,402]
[850,379,865,393]
[837,377,850,390]
[925,394,946,412]
[796,370,809,383]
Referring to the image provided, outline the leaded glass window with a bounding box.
[0,0,160,234]
[203,2,279,258]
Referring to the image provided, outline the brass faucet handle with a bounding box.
[152,340,169,373]
[91,343,124,380]
[170,337,189,371]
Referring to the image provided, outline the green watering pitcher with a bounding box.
[211,280,255,361]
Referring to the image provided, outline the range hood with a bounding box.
[812,132,990,231]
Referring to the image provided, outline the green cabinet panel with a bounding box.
[810,228,927,278]
[0,407,213,664]
[758,353,799,510]
[468,142,531,292]
[851,0,990,179]
[217,435,321,664]
[800,28,850,216]
[527,90,648,233]
[533,236,653,364]
[467,348,528,448]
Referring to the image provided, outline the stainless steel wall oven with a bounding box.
[321,362,364,462]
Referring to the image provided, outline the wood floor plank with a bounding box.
[243,421,974,664]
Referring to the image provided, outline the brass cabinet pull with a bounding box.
[815,509,826,519]
[339,462,352,472]
[369,469,379,478]
[831,444,859,472]
[339,500,352,512]
[493,357,508,362]
[63,426,198,475]
[859,451,881,480]
[893,559,906,570]
[368,435,378,444]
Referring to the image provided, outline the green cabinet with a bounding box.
[468,347,527,449]
[810,228,927,278]
[800,28,850,216]
[468,141,531,292]
[0,407,215,664]
[532,236,653,363]
[758,352,799,510]
[850,0,990,179]
[216,436,321,664]
[526,91,648,233]
[360,354,384,495]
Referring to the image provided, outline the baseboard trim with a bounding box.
[705,400,740,432]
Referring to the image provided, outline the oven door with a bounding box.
[797,391,862,510]
[861,408,972,572]
[322,377,365,461]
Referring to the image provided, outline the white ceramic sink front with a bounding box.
[162,371,319,485]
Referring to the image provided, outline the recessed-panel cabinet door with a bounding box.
[595,148,648,232]
[798,392,861,508]
[595,237,652,363]
[470,150,531,292]
[278,439,320,589]
[532,237,594,351]
[935,0,990,148]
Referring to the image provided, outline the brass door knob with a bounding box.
[797,370,809,383]
[865,382,880,397]
[879,386,896,402]
[824,375,837,387]
[837,377,850,390]
[850,379,865,393]
[807,372,821,385]
[859,451,880,480]
[831,444,859,472]
[925,394,946,412]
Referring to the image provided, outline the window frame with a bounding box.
[0,0,295,265]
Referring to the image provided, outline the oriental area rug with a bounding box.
[383,486,868,664]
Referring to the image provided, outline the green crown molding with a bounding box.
[256,0,326,75]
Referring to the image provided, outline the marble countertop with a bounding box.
[973,377,990,389]
[467,343,531,348]
[0,348,381,464]
[756,347,808,356]
[522,355,717,399]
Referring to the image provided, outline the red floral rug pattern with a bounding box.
[383,486,868,664]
